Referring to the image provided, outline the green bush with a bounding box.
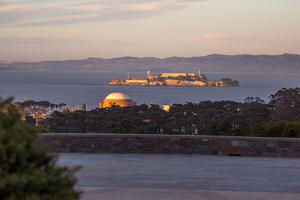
[254,121,300,138]
[0,98,80,200]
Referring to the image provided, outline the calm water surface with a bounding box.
[0,71,299,109]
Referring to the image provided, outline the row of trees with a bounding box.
[40,88,300,137]
[15,100,66,109]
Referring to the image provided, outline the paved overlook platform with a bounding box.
[59,153,300,200]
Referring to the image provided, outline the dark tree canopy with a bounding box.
[0,98,80,200]
[39,88,300,138]
[269,88,300,121]
[15,100,66,109]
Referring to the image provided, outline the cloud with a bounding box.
[0,4,25,12]
[221,0,229,4]
[0,30,84,44]
[201,34,232,40]
[0,0,206,27]
[66,5,103,11]
[200,34,274,41]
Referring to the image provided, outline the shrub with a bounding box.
[0,98,80,200]
[254,121,300,138]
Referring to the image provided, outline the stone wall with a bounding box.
[38,133,300,157]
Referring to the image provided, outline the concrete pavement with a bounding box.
[58,154,300,200]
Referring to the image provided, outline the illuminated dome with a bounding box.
[99,92,136,108]
[105,92,131,100]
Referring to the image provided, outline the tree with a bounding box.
[0,98,80,200]
[253,121,300,138]
[38,88,300,137]
[105,120,136,133]
[269,88,300,121]
[244,97,265,104]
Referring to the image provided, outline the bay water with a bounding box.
[0,71,299,109]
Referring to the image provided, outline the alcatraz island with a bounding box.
[110,70,240,87]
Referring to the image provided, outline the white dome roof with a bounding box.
[104,92,131,100]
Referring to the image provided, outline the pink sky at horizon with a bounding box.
[0,0,299,61]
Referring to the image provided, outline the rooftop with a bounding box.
[105,92,131,100]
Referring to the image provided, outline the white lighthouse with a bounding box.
[147,70,151,79]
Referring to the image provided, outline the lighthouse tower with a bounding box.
[198,69,201,77]
[147,70,151,79]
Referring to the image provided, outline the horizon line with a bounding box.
[1,53,299,63]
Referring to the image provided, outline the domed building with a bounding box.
[99,92,136,108]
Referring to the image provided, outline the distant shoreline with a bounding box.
[1,54,300,73]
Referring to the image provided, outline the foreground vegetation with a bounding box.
[39,88,300,137]
[0,98,80,200]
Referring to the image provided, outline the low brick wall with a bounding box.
[38,133,300,157]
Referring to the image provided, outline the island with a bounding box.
[109,70,239,87]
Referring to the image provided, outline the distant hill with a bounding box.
[1,54,300,73]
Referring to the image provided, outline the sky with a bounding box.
[0,0,300,61]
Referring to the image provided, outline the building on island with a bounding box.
[125,79,148,85]
[160,73,196,78]
[109,70,239,87]
[147,70,152,79]
[99,92,136,108]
